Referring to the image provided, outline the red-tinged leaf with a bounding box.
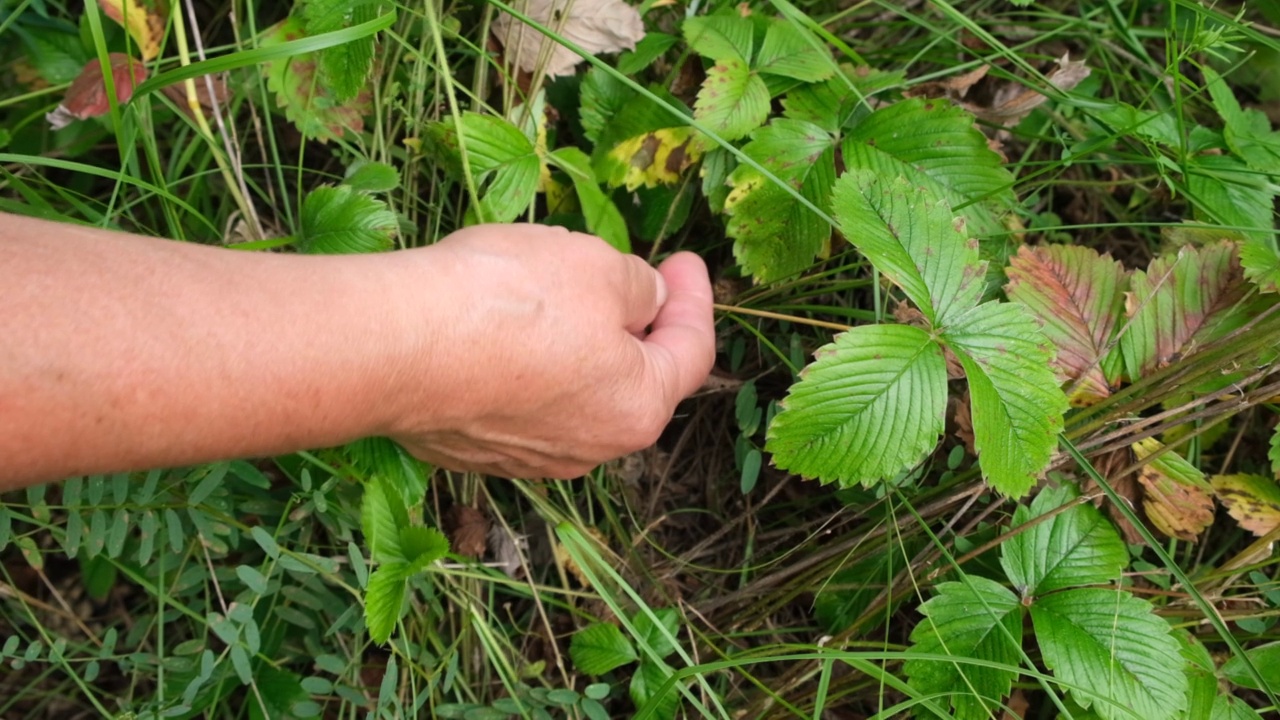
[98,0,168,61]
[1120,241,1265,380]
[261,17,372,143]
[1211,474,1280,537]
[1132,438,1215,541]
[159,73,231,120]
[46,54,148,130]
[1005,245,1128,406]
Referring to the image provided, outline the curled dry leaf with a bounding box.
[1132,438,1215,541]
[966,54,1090,127]
[98,0,168,61]
[1211,474,1280,537]
[160,73,231,120]
[904,64,989,100]
[46,54,148,130]
[444,505,489,558]
[493,0,644,78]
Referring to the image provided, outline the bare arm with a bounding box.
[0,214,716,488]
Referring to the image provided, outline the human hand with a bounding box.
[383,224,716,479]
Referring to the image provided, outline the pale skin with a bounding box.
[0,213,717,489]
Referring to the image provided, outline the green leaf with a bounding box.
[617,32,679,75]
[425,112,540,223]
[1211,695,1266,720]
[1004,244,1128,406]
[754,21,833,82]
[569,623,638,675]
[1271,425,1280,479]
[1205,67,1280,175]
[189,462,228,505]
[904,576,1024,720]
[1240,240,1280,294]
[943,302,1069,497]
[250,526,280,559]
[630,660,679,720]
[1178,631,1218,720]
[15,25,89,85]
[782,66,904,133]
[766,324,948,487]
[549,147,629,252]
[682,15,754,63]
[364,564,407,644]
[298,185,397,254]
[1030,588,1187,720]
[1120,242,1264,380]
[1186,155,1275,247]
[633,609,680,660]
[361,479,409,564]
[236,565,268,595]
[1000,484,1126,597]
[399,526,449,573]
[304,0,381,103]
[693,59,770,142]
[580,68,635,145]
[725,119,836,281]
[262,16,372,142]
[832,170,985,325]
[1221,641,1280,692]
[843,98,1015,212]
[343,160,400,193]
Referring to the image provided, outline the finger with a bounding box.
[643,252,716,406]
[619,253,666,335]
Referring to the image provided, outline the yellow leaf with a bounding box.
[1132,438,1215,541]
[604,128,702,191]
[1211,474,1280,537]
[98,0,168,61]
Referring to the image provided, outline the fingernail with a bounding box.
[655,269,669,308]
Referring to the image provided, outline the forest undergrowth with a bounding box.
[3,0,1280,718]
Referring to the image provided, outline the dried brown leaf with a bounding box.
[493,0,645,78]
[904,64,990,100]
[445,505,489,558]
[160,74,231,119]
[1132,438,1215,541]
[962,53,1091,126]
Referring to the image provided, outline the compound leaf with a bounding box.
[1030,588,1187,720]
[1004,245,1128,406]
[425,112,540,223]
[1121,242,1263,380]
[1000,484,1126,597]
[944,302,1069,497]
[364,563,407,644]
[304,0,380,103]
[399,526,449,574]
[843,99,1015,219]
[833,170,985,326]
[570,623,638,675]
[904,576,1024,720]
[361,479,409,564]
[1211,695,1266,720]
[755,20,833,82]
[298,185,397,254]
[1211,473,1280,537]
[725,118,837,282]
[766,324,948,487]
[591,88,701,190]
[1186,155,1275,248]
[693,58,769,142]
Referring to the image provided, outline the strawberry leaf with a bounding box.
[425,112,541,223]
[570,623,638,675]
[549,146,630,252]
[693,58,770,142]
[1000,484,1126,597]
[754,20,833,82]
[682,15,754,63]
[1005,244,1128,406]
[725,119,837,282]
[1121,242,1264,380]
[298,185,397,254]
[262,16,372,142]
[943,302,1069,497]
[1030,588,1187,720]
[904,576,1024,720]
[360,479,410,564]
[303,0,381,104]
[97,0,167,61]
[832,170,985,326]
[1211,473,1280,537]
[766,324,948,487]
[1132,438,1214,541]
[364,563,407,644]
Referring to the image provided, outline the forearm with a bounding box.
[0,214,425,487]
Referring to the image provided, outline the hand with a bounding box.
[385,224,716,479]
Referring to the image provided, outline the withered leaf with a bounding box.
[1211,474,1280,537]
[962,53,1091,127]
[46,54,148,130]
[1005,245,1128,406]
[493,0,645,78]
[445,505,489,558]
[160,73,231,119]
[98,0,167,61]
[1132,438,1215,541]
[904,64,989,100]
[1122,241,1264,379]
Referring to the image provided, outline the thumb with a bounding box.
[643,252,716,406]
